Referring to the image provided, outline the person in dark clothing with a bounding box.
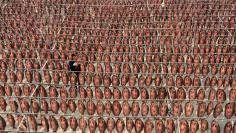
[69,61,80,76]
[69,54,81,88]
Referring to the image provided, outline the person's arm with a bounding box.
[73,62,78,67]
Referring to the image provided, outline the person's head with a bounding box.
[131,87,140,99]
[96,100,104,116]
[123,63,131,74]
[179,64,185,75]
[141,102,149,116]
[86,74,93,85]
[95,87,103,99]
[39,85,47,97]
[155,75,162,86]
[16,60,24,69]
[0,85,5,96]
[172,102,182,117]
[122,87,130,100]
[121,74,129,86]
[105,101,112,115]
[20,98,30,112]
[5,85,12,96]
[202,65,209,77]
[168,87,176,99]
[155,119,165,133]
[60,116,68,131]
[87,100,95,115]
[68,99,76,113]
[44,71,51,83]
[49,86,58,98]
[219,65,226,76]
[225,102,234,119]
[176,75,183,87]
[131,101,140,116]
[113,87,121,99]
[177,87,186,100]
[112,75,119,87]
[98,117,106,133]
[211,120,220,133]
[88,63,95,73]
[121,100,130,116]
[60,100,68,114]
[22,84,30,96]
[126,118,134,133]
[69,117,78,131]
[69,86,77,98]
[7,114,15,128]
[93,74,102,86]
[188,88,196,100]
[186,65,193,75]
[224,121,232,133]
[229,89,236,101]
[200,119,208,132]
[116,118,124,133]
[0,115,6,130]
[71,54,78,60]
[197,88,205,101]
[129,76,137,87]
[166,76,174,86]
[103,87,111,99]
[193,76,201,87]
[28,115,37,131]
[150,88,157,99]
[62,72,69,85]
[0,97,6,111]
[107,118,115,132]
[70,73,77,85]
[216,89,226,102]
[145,75,153,86]
[135,119,144,133]
[53,72,61,84]
[213,103,223,118]
[50,99,59,114]
[204,77,211,86]
[113,100,121,116]
[40,99,48,113]
[150,101,158,116]
[114,63,121,73]
[9,71,16,82]
[138,76,146,88]
[103,75,111,87]
[144,119,153,133]
[166,118,175,133]
[47,61,54,70]
[158,87,167,99]
[88,117,97,133]
[180,120,189,133]
[208,89,215,100]
[211,76,218,87]
[32,99,39,113]
[184,76,192,86]
[79,118,87,132]
[14,85,22,96]
[190,120,199,133]
[159,102,168,116]
[49,115,58,132]
[141,88,149,99]
[86,87,93,98]
[171,64,179,75]
[185,101,194,117]
[60,87,68,100]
